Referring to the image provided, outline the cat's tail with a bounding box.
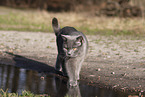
[52,17,61,36]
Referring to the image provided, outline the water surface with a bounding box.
[0,64,139,97]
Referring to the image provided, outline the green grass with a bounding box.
[0,89,49,97]
[0,6,145,36]
[0,12,50,32]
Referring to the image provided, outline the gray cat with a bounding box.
[52,17,88,86]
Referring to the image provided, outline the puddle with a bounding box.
[0,64,141,97]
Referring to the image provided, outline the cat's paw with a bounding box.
[77,76,80,80]
[55,67,62,71]
[69,80,78,87]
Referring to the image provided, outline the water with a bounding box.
[0,64,140,97]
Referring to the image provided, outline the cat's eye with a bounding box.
[73,48,77,51]
[75,42,81,46]
[64,48,68,51]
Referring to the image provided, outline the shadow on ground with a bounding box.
[5,52,62,75]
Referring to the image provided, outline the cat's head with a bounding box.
[61,34,83,57]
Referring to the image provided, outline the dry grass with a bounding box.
[0,6,145,35]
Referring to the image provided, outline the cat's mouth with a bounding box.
[66,54,77,58]
[59,53,77,58]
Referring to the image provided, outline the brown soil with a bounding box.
[0,31,144,94]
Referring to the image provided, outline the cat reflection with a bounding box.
[45,75,81,97]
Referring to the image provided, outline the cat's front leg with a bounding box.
[55,55,62,71]
[62,60,68,77]
[76,59,84,80]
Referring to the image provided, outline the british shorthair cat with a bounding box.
[52,17,88,86]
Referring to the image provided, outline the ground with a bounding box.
[0,31,145,94]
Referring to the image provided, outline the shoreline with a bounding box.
[0,31,144,94]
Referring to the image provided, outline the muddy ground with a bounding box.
[0,31,145,94]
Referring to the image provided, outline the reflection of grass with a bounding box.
[0,6,145,36]
[0,89,50,97]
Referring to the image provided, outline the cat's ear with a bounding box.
[76,36,83,43]
[52,17,61,36]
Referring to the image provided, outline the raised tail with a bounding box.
[52,17,61,36]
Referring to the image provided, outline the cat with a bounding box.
[52,17,88,86]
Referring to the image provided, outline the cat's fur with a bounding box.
[52,17,88,86]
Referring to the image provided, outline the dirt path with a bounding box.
[0,31,145,93]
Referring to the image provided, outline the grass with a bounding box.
[0,89,73,97]
[0,6,145,36]
[0,89,49,97]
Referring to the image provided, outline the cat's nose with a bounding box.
[67,50,72,55]
[67,52,71,55]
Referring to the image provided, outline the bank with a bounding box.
[0,31,144,95]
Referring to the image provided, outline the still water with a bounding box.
[0,64,139,97]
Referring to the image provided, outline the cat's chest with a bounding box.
[66,56,84,63]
